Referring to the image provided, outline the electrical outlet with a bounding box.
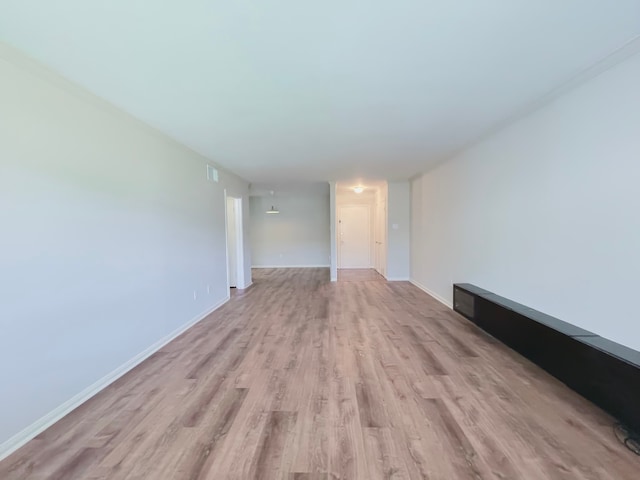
[193,291,197,300]
[207,284,211,294]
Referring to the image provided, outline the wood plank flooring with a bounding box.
[337,268,385,282]
[1,268,638,479]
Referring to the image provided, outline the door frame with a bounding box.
[337,204,372,269]
[224,192,245,289]
[374,192,387,277]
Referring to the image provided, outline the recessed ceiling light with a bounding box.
[353,186,364,194]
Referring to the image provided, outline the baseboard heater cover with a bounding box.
[453,283,640,433]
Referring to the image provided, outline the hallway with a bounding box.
[1,269,637,479]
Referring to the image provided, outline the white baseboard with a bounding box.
[385,277,410,282]
[0,296,229,462]
[409,279,453,309]
[238,281,253,290]
[337,267,375,270]
[252,265,330,269]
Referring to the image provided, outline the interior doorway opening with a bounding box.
[225,194,244,290]
[335,181,387,277]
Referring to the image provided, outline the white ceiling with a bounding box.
[1,1,639,183]
[336,181,386,195]
[249,182,329,197]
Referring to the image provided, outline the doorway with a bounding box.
[226,195,244,289]
[338,204,371,268]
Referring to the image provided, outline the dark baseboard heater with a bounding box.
[453,283,640,433]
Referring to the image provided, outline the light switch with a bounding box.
[392,223,399,230]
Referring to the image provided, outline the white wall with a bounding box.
[226,197,238,288]
[411,51,640,351]
[0,43,250,452]
[250,194,330,267]
[387,181,410,280]
[330,182,337,280]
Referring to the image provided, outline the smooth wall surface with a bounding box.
[250,195,330,267]
[386,181,410,280]
[330,182,337,281]
[411,51,640,351]
[0,44,250,447]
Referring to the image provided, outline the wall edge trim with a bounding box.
[0,296,230,461]
[409,279,453,309]
[252,265,330,268]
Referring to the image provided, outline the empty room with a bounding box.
[1,2,640,479]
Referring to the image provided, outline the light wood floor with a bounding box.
[1,268,638,479]
[337,268,385,282]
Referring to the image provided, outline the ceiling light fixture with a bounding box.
[266,190,280,213]
[353,186,364,194]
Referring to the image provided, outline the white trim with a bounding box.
[252,265,330,269]
[385,277,410,282]
[237,281,253,290]
[234,197,245,288]
[410,279,453,309]
[338,267,373,270]
[224,189,231,289]
[0,296,229,462]
[225,193,244,289]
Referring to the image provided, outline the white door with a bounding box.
[339,205,371,268]
[226,197,238,287]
